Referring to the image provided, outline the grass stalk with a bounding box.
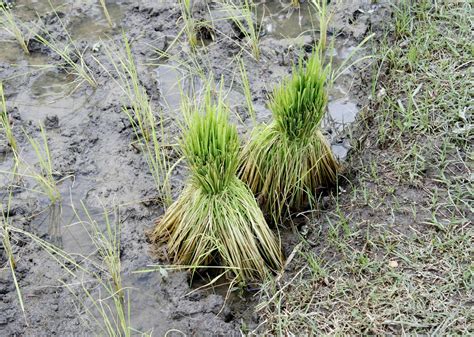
[79,202,123,299]
[238,58,255,123]
[0,3,29,54]
[220,0,261,60]
[96,35,172,205]
[310,0,331,52]
[0,82,18,153]
[179,0,198,49]
[30,2,97,88]
[98,0,113,27]
[1,178,27,324]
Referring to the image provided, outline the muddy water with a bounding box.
[0,0,388,335]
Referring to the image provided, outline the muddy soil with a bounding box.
[0,0,391,335]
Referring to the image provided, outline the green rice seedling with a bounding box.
[151,85,283,282]
[310,0,331,51]
[238,58,255,123]
[291,0,300,8]
[0,3,29,54]
[23,124,61,203]
[240,50,339,223]
[0,82,18,153]
[220,0,262,60]
[98,0,113,27]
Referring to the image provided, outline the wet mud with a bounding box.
[0,0,391,335]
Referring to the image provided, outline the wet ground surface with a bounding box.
[0,0,391,334]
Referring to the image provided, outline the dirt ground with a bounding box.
[0,0,451,335]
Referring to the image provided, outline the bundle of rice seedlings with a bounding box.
[240,50,339,223]
[151,87,283,282]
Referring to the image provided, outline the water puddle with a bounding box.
[11,70,89,124]
[258,2,315,39]
[30,176,107,255]
[15,0,66,20]
[68,2,125,40]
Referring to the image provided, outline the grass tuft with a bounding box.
[220,0,261,60]
[240,50,339,222]
[151,84,283,282]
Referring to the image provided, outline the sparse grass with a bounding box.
[23,124,61,203]
[258,1,473,334]
[79,202,123,300]
[0,3,30,54]
[240,50,339,223]
[0,82,18,153]
[71,202,132,337]
[0,184,26,324]
[179,0,198,49]
[31,4,97,89]
[219,0,262,60]
[98,35,172,205]
[151,84,283,282]
[238,57,255,123]
[6,200,136,336]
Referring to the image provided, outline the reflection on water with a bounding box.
[27,176,106,256]
[258,1,315,39]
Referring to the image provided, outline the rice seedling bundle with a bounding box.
[240,51,339,222]
[151,88,283,282]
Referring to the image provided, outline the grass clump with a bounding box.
[151,86,283,282]
[240,50,339,222]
